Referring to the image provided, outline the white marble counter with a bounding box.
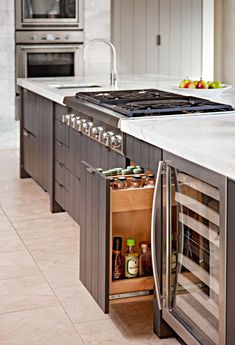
[17,74,235,107]
[120,112,235,180]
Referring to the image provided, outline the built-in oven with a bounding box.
[16,0,83,30]
[16,41,83,118]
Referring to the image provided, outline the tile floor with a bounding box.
[0,148,179,345]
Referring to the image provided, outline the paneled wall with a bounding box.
[0,0,18,149]
[112,0,203,79]
[222,0,235,85]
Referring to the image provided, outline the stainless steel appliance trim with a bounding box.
[162,152,227,345]
[16,31,84,44]
[165,164,172,310]
[16,43,83,79]
[16,0,83,30]
[151,160,164,311]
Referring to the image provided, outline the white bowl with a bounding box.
[173,84,232,94]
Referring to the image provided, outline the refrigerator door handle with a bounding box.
[151,160,165,311]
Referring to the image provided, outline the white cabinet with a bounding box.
[112,0,203,78]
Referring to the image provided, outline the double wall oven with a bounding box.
[16,0,84,118]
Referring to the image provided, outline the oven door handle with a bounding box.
[151,160,164,311]
[19,45,82,50]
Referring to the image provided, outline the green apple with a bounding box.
[179,78,191,88]
[210,81,222,89]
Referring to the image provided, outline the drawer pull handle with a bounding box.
[59,183,64,188]
[87,167,96,174]
[57,141,63,147]
[59,162,64,167]
[23,130,29,137]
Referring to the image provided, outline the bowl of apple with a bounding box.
[174,78,232,93]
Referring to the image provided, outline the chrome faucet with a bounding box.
[83,38,118,87]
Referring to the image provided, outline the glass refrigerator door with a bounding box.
[23,0,76,20]
[164,167,222,345]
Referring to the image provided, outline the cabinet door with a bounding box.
[23,90,38,135]
[80,161,110,313]
[36,95,53,193]
[160,151,226,345]
[23,129,37,179]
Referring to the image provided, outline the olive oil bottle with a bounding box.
[124,238,139,278]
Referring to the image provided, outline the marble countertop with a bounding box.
[120,112,235,180]
[17,74,235,107]
[18,75,235,179]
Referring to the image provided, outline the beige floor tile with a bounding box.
[2,199,51,224]
[0,251,40,280]
[15,213,79,240]
[37,256,79,289]
[0,275,59,314]
[0,306,84,345]
[75,318,179,345]
[23,232,78,262]
[54,282,109,323]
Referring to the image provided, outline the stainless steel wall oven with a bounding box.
[16,0,83,30]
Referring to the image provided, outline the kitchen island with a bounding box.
[17,75,235,345]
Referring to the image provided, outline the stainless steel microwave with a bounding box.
[15,0,83,30]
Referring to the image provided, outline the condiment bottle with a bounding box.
[116,176,127,190]
[146,174,155,186]
[112,237,123,280]
[139,243,152,277]
[124,238,139,278]
[131,174,142,188]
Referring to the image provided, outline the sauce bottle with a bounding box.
[112,237,123,280]
[139,243,152,276]
[124,238,139,278]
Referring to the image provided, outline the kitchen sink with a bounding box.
[49,83,101,89]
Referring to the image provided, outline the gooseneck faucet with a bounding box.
[83,38,118,87]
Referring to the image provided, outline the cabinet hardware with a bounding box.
[156,34,161,46]
[86,167,96,174]
[58,162,64,167]
[23,130,29,137]
[59,183,64,188]
[57,141,63,147]
[151,160,165,310]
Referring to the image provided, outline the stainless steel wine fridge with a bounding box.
[152,151,230,345]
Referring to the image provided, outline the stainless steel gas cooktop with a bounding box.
[75,89,233,117]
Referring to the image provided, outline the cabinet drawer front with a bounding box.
[55,161,70,192]
[23,90,37,135]
[125,134,162,172]
[55,181,69,211]
[55,140,70,168]
[55,119,69,147]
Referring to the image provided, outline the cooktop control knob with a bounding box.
[46,33,55,41]
[81,119,88,132]
[87,122,94,136]
[97,127,104,142]
[62,114,70,124]
[111,135,122,148]
[68,114,75,126]
[91,126,98,139]
[102,131,111,147]
[76,118,83,132]
[71,116,80,128]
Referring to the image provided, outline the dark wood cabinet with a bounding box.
[21,89,53,194]
[80,160,156,313]
[125,134,162,173]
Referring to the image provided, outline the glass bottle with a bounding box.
[139,243,152,277]
[112,237,123,280]
[124,238,139,278]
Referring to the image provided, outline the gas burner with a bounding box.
[75,88,233,117]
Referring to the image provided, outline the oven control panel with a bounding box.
[16,31,84,44]
[62,113,124,154]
